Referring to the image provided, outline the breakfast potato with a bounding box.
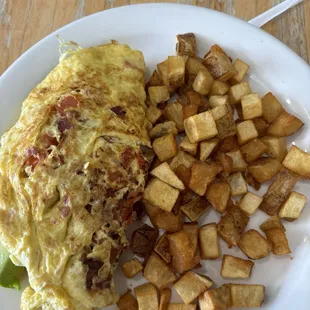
[217,153,233,175]
[260,216,286,232]
[209,95,229,108]
[218,136,239,152]
[241,93,263,120]
[252,117,269,137]
[189,162,222,196]
[183,104,198,120]
[193,69,215,95]
[261,92,283,124]
[144,253,177,289]
[122,258,143,278]
[165,101,185,132]
[228,82,251,105]
[184,110,218,143]
[206,182,231,214]
[167,305,197,310]
[244,171,261,191]
[227,172,248,196]
[216,112,236,139]
[177,33,196,57]
[181,197,210,221]
[261,136,287,161]
[267,110,304,137]
[209,80,230,96]
[200,138,219,161]
[149,85,170,104]
[135,282,159,310]
[186,90,203,106]
[143,178,180,212]
[230,284,265,308]
[146,104,163,125]
[159,288,172,310]
[248,158,282,183]
[265,228,291,255]
[238,192,263,216]
[217,205,249,246]
[225,149,247,172]
[183,222,199,252]
[153,134,178,162]
[221,255,254,279]
[180,136,198,156]
[151,162,185,190]
[168,56,186,89]
[279,191,307,221]
[157,59,170,88]
[199,223,220,259]
[175,164,192,187]
[174,271,213,304]
[117,291,138,310]
[236,120,258,145]
[170,150,197,171]
[260,169,300,215]
[186,57,205,75]
[238,229,271,259]
[146,70,163,90]
[229,58,249,85]
[240,138,268,163]
[282,145,310,178]
[149,121,178,140]
[199,284,231,310]
[211,104,230,121]
[155,234,172,264]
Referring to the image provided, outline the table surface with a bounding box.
[0,0,309,75]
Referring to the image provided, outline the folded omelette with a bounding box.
[0,42,151,309]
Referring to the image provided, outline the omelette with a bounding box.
[0,42,152,309]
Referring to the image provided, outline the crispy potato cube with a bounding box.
[217,205,249,246]
[245,172,261,191]
[199,223,220,259]
[184,110,218,143]
[279,191,307,221]
[265,228,291,255]
[135,282,158,310]
[176,33,196,57]
[186,57,205,75]
[146,104,162,125]
[238,192,263,216]
[209,95,229,108]
[200,138,219,161]
[193,69,215,95]
[261,92,283,124]
[183,222,199,252]
[225,150,247,172]
[282,145,310,178]
[168,56,186,89]
[240,138,268,163]
[167,305,197,310]
[180,136,198,156]
[144,253,177,289]
[238,230,271,259]
[268,110,304,137]
[153,134,177,162]
[248,158,282,183]
[211,104,230,121]
[151,162,185,190]
[159,288,171,310]
[260,216,285,232]
[117,291,138,310]
[209,80,230,96]
[228,82,251,105]
[183,104,198,120]
[146,70,163,90]
[189,162,222,196]
[175,164,191,187]
[170,150,197,171]
[143,178,180,212]
[165,101,185,132]
[253,117,269,137]
[199,284,231,310]
[221,255,254,279]
[157,59,170,89]
[218,136,239,152]
[122,258,143,278]
[230,59,249,85]
[174,271,213,304]
[155,234,172,264]
[206,182,231,214]
[261,136,287,161]
[149,121,178,140]
[149,86,170,105]
[218,153,233,175]
[236,120,258,145]
[241,93,263,120]
[228,172,247,196]
[216,113,236,139]
[186,90,203,106]
[230,284,265,308]
[260,169,300,215]
[181,197,210,221]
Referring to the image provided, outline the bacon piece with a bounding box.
[42,134,58,148]
[57,118,72,132]
[59,95,79,110]
[24,147,46,171]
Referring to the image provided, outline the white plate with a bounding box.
[1,4,310,310]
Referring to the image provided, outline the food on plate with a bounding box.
[180,136,198,156]
[192,69,215,95]
[183,222,199,253]
[278,191,307,221]
[248,158,282,183]
[228,81,251,104]
[229,59,249,85]
[167,304,197,310]
[241,93,263,120]
[149,121,178,140]
[225,149,247,172]
[261,136,287,161]
[170,150,197,171]
[264,228,291,255]
[209,94,229,108]
[153,133,178,161]
[230,284,265,308]
[149,85,170,104]
[206,182,231,214]
[122,258,143,279]
[181,197,210,221]
[117,291,138,310]
[227,172,248,196]
[165,101,185,131]
[209,80,230,96]
[134,282,159,310]
[159,288,172,310]
[260,216,285,232]
[199,138,219,161]
[176,33,196,57]
[238,192,263,216]
[199,284,231,310]
[236,120,259,145]
[146,104,163,125]
[240,138,268,163]
[252,117,269,137]
[168,56,186,90]
[261,92,283,124]
[221,254,254,279]
[199,223,220,259]
[155,234,172,264]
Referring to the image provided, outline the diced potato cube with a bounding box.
[261,92,283,124]
[153,134,177,162]
[248,158,282,183]
[200,138,219,161]
[193,69,215,95]
[159,288,171,310]
[240,138,268,163]
[165,101,185,132]
[261,136,287,161]
[168,56,186,89]
[157,59,169,86]
[146,70,163,90]
[268,110,304,137]
[279,191,307,221]
[230,284,265,308]
[225,149,247,172]
[117,291,138,310]
[218,136,239,153]
[155,234,172,264]
[175,165,192,187]
[189,162,222,196]
[238,192,263,216]
[174,271,213,304]
[209,80,230,96]
[180,136,198,156]
[216,113,236,139]
[186,90,203,106]
[236,120,258,145]
[183,104,198,120]
[167,305,197,310]
[199,284,231,310]
[206,182,231,214]
[218,153,233,175]
[184,110,218,143]
[176,33,196,57]
[149,121,178,140]
[241,93,263,120]
[149,86,170,105]
[146,104,162,125]
[199,223,220,259]
[252,117,269,137]
[181,197,210,221]
[228,82,251,105]
[238,230,271,259]
[209,95,229,108]
[186,57,205,75]
[143,178,180,212]
[221,255,254,279]
[228,172,247,196]
[282,145,310,178]
[245,172,261,190]
[122,258,143,278]
[265,228,291,255]
[211,104,230,121]
[170,150,197,171]
[135,283,158,310]
[183,222,199,252]
[260,216,285,233]
[229,59,249,85]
